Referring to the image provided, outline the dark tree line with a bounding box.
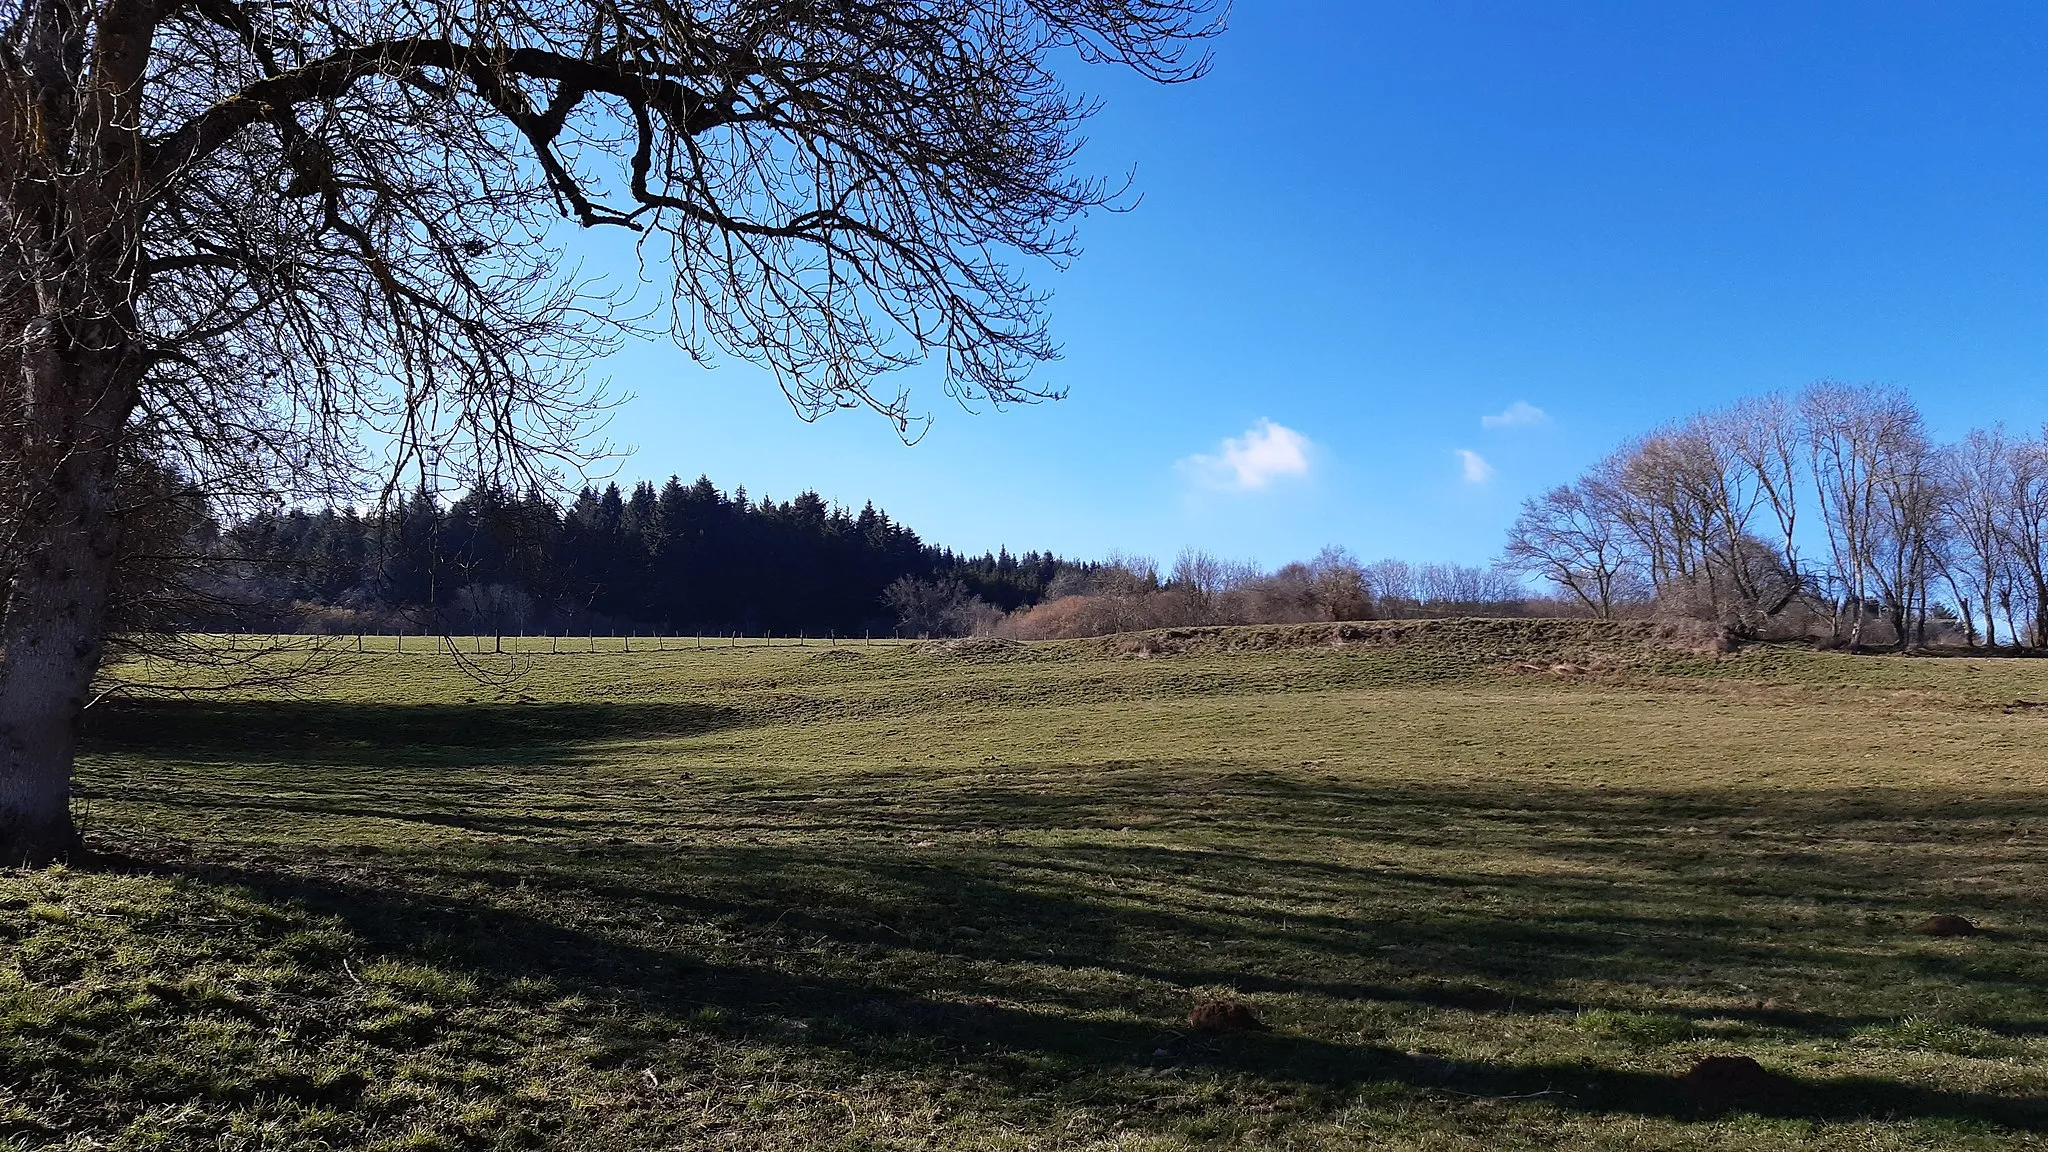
[213,477,1069,637]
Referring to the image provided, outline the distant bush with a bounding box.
[997,593,1150,640]
[882,576,1001,638]
[989,548,1546,639]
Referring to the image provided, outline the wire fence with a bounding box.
[184,632,932,655]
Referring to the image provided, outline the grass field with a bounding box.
[5,621,2048,1150]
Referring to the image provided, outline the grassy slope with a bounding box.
[5,630,2048,1150]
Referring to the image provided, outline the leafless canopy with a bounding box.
[3,0,1221,518]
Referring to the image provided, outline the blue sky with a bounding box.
[590,1,2048,568]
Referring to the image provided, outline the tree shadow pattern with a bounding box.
[65,696,2048,1139]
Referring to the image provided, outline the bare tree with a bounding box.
[1501,481,1631,618]
[1998,432,2048,649]
[882,575,990,638]
[1724,392,1805,596]
[1935,428,2009,647]
[1415,562,1521,613]
[0,0,1221,861]
[1304,545,1371,620]
[1801,383,1897,645]
[1166,547,1228,623]
[1165,547,1257,624]
[1861,395,1935,648]
[1582,420,1790,632]
[1361,558,1415,616]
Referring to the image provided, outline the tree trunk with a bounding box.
[2036,579,2048,650]
[1983,575,1997,648]
[0,510,122,864]
[0,363,132,866]
[1,0,157,864]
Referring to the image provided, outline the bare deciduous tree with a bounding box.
[1501,481,1632,618]
[1576,418,1791,632]
[0,0,1221,861]
[1166,547,1256,624]
[1998,432,2048,648]
[1724,392,1804,596]
[1937,427,2011,647]
[1802,383,1896,645]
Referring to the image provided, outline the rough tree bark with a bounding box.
[1,0,154,861]
[0,407,131,862]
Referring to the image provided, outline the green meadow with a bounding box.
[5,622,2047,1150]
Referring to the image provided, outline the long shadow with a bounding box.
[83,698,748,768]
[113,851,2048,1133]
[64,694,2048,1131]
[84,730,2048,1037]
[535,841,2046,1045]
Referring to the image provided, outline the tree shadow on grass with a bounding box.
[559,838,2048,1045]
[98,846,2048,1136]
[82,698,748,768]
[62,694,2048,1134]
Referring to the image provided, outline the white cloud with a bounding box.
[1456,449,1494,484]
[1179,419,1313,491]
[1481,400,1550,429]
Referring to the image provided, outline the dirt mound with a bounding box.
[917,636,1033,662]
[1186,1001,1268,1034]
[808,648,864,662]
[1081,618,1731,666]
[1680,1055,1787,1108]
[1915,914,1982,937]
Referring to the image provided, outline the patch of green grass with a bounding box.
[5,626,2047,1148]
[1572,1008,1698,1047]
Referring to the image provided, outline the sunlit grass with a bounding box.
[6,628,2047,1149]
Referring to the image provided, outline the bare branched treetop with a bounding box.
[0,0,1221,862]
[6,0,1221,503]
